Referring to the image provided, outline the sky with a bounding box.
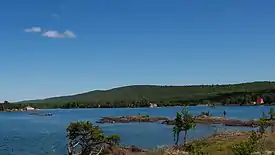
[0,0,275,101]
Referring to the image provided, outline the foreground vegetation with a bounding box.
[144,108,275,155]
[64,107,275,155]
[66,121,121,155]
[142,131,275,155]
[2,81,275,110]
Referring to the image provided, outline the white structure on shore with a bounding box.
[25,106,35,111]
[149,103,158,108]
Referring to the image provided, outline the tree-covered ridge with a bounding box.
[2,81,275,109]
[22,81,275,102]
[0,81,275,110]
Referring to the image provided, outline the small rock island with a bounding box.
[161,113,275,128]
[96,114,169,124]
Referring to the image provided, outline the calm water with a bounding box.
[0,106,273,155]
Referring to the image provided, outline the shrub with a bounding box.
[185,141,208,155]
[259,112,268,135]
[66,121,120,155]
[269,108,275,120]
[231,131,262,155]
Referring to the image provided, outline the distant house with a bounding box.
[257,97,264,104]
[25,106,35,111]
[149,103,158,108]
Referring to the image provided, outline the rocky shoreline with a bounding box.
[95,114,275,128]
[104,145,147,155]
[161,115,269,127]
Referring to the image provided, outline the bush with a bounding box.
[258,112,269,135]
[66,121,120,155]
[231,131,262,155]
[185,141,209,155]
[141,114,150,118]
[269,108,275,120]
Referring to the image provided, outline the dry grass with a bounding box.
[138,131,275,155]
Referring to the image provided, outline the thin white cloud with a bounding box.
[64,30,76,38]
[24,27,42,33]
[42,30,64,38]
[42,30,76,39]
[24,26,76,39]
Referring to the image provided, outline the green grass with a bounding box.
[140,131,275,155]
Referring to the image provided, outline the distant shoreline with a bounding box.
[1,103,275,112]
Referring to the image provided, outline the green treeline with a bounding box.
[2,81,275,110]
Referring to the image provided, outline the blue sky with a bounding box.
[0,0,275,101]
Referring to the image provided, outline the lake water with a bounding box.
[0,106,273,155]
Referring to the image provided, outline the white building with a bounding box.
[25,106,35,111]
[149,103,158,108]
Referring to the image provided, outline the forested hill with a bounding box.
[18,81,275,108]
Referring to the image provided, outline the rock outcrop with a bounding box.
[162,115,260,127]
[97,115,169,124]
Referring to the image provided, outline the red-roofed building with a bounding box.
[257,97,264,104]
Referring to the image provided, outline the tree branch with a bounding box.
[73,141,80,148]
[95,146,104,155]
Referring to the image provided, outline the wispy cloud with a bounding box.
[42,30,63,38]
[63,30,76,38]
[42,30,76,39]
[24,27,42,33]
[24,27,76,39]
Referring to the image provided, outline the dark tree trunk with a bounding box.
[175,133,179,145]
[183,131,188,145]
